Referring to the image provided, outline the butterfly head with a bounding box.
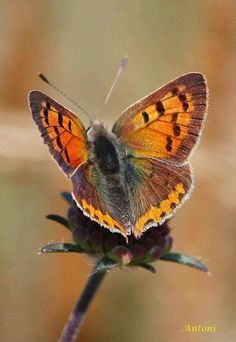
[86,120,119,147]
[86,120,105,142]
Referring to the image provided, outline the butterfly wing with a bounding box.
[28,91,88,176]
[29,91,129,237]
[112,73,208,237]
[112,73,208,164]
[126,157,193,237]
[71,163,129,238]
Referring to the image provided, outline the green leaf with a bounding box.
[160,252,208,273]
[46,214,71,230]
[138,263,156,273]
[40,243,84,254]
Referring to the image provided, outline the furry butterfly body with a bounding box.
[28,72,208,238]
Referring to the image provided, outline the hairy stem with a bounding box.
[58,265,107,342]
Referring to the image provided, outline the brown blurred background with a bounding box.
[1,1,236,341]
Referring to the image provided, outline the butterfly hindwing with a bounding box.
[126,157,193,237]
[28,91,88,176]
[112,72,208,164]
[71,163,129,238]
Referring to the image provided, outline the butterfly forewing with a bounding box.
[112,72,208,164]
[28,91,88,176]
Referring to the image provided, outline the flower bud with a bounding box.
[104,234,119,252]
[75,210,89,227]
[145,245,163,263]
[90,231,104,252]
[162,236,173,255]
[159,224,170,236]
[132,244,145,262]
[72,225,89,249]
[67,207,79,230]
[143,237,155,251]
[108,246,133,265]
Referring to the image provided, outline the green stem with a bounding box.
[58,264,107,342]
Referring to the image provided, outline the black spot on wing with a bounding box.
[171,113,178,122]
[64,148,70,163]
[58,112,63,127]
[173,125,181,137]
[156,101,165,116]
[178,93,189,111]
[160,211,166,218]
[56,136,63,149]
[166,136,173,152]
[183,102,189,111]
[68,120,72,131]
[142,111,149,123]
[172,87,178,95]
[43,109,49,125]
[54,127,59,135]
[145,219,155,226]
[114,225,120,230]
[179,94,187,102]
[93,214,99,221]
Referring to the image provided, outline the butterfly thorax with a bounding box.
[87,121,126,176]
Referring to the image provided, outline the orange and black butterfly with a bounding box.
[28,72,208,239]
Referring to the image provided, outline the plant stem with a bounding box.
[58,264,107,342]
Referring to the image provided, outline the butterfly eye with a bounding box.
[86,126,94,142]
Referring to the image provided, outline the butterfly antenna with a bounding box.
[38,73,93,122]
[100,56,128,118]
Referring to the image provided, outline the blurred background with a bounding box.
[0,1,236,341]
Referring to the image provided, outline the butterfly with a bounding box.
[28,72,208,239]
